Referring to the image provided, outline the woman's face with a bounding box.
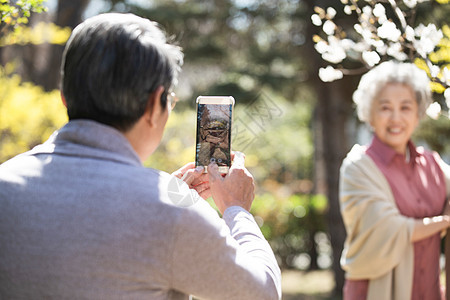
[370,82,419,154]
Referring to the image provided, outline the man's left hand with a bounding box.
[172,163,211,199]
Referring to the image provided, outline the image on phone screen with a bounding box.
[195,102,232,172]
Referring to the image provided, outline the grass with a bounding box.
[282,269,446,300]
[281,269,341,300]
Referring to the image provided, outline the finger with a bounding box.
[208,163,222,183]
[179,162,196,174]
[182,166,204,185]
[192,179,209,188]
[193,182,210,198]
[191,172,209,184]
[172,162,196,178]
[197,187,212,200]
[231,151,245,169]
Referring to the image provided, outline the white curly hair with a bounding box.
[352,61,433,124]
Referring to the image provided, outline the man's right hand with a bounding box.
[208,152,255,214]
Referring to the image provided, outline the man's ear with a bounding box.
[60,91,67,108]
[144,86,165,128]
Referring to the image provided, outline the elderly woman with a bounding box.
[339,61,450,300]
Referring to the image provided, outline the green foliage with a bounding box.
[120,0,311,105]
[0,66,67,162]
[414,114,450,155]
[233,91,314,184]
[143,108,197,172]
[251,192,329,269]
[0,0,47,36]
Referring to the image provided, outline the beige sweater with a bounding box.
[340,145,416,300]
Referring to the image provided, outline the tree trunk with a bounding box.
[36,0,90,91]
[303,0,357,295]
[315,77,354,295]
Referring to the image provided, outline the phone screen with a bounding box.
[195,100,232,173]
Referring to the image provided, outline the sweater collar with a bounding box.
[367,135,420,166]
[31,120,142,167]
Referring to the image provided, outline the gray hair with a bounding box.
[353,61,432,124]
[60,13,183,131]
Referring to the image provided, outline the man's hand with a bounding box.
[172,163,211,199]
[208,151,255,214]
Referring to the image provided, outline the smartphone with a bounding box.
[195,96,234,174]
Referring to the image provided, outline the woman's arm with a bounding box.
[412,154,450,242]
[411,215,450,242]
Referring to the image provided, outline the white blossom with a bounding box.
[361,6,372,24]
[421,24,443,45]
[362,51,381,67]
[314,40,328,54]
[355,24,374,45]
[322,48,346,64]
[340,38,356,50]
[444,88,450,111]
[443,67,450,85]
[362,6,372,16]
[414,24,443,57]
[354,41,369,52]
[323,36,347,63]
[414,23,426,35]
[344,5,352,15]
[405,25,415,42]
[429,64,440,78]
[377,21,401,42]
[311,14,322,26]
[370,39,384,49]
[415,24,442,44]
[404,0,418,8]
[373,3,385,17]
[327,7,337,19]
[319,66,344,82]
[340,0,349,4]
[387,42,408,61]
[426,102,441,120]
[375,40,388,55]
[315,35,354,64]
[323,20,336,35]
[373,4,387,23]
[316,37,347,64]
[377,14,387,25]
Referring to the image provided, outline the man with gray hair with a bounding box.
[0,13,281,299]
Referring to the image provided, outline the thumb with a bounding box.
[231,151,245,169]
[208,163,222,183]
[181,166,204,185]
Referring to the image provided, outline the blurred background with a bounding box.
[1,0,449,299]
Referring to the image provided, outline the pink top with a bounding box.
[344,136,447,300]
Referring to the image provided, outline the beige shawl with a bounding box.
[339,145,416,300]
